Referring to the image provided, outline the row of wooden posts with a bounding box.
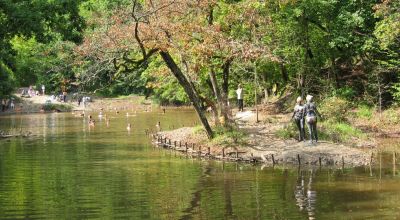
[151,134,250,162]
[148,132,396,169]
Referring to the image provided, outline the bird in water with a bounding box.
[89,119,96,127]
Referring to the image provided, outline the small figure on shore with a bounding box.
[62,91,67,102]
[304,95,321,143]
[127,123,131,131]
[236,84,244,112]
[78,97,82,106]
[156,121,161,131]
[10,99,15,110]
[162,108,166,114]
[292,96,305,142]
[41,85,45,95]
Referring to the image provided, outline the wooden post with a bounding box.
[342,156,345,169]
[271,154,275,165]
[185,142,188,153]
[174,141,177,148]
[222,148,225,157]
[168,139,171,147]
[208,147,211,155]
[319,157,322,167]
[179,141,182,148]
[393,151,396,177]
[370,152,374,165]
[164,137,167,145]
[192,143,195,151]
[297,154,301,166]
[236,150,238,158]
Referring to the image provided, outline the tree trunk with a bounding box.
[280,62,288,82]
[160,51,213,139]
[221,59,232,122]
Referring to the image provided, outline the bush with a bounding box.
[381,108,400,125]
[320,120,366,142]
[319,96,350,122]
[43,103,72,112]
[331,86,356,101]
[356,105,373,119]
[276,123,297,139]
[211,125,247,146]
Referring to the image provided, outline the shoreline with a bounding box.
[152,108,378,167]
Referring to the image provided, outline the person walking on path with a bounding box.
[304,95,321,143]
[236,84,244,112]
[292,96,305,141]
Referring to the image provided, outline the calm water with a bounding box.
[0,110,399,220]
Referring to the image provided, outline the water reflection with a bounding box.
[1,111,400,219]
[295,170,317,220]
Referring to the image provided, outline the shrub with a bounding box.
[211,125,247,146]
[43,103,72,112]
[356,105,373,119]
[319,96,350,122]
[331,86,356,101]
[320,120,366,142]
[276,123,297,139]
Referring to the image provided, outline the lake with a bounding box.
[0,110,399,219]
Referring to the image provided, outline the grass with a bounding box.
[210,125,248,146]
[276,120,366,143]
[356,105,373,119]
[319,120,366,142]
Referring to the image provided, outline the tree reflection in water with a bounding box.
[295,170,316,220]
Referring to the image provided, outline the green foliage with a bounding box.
[319,97,350,122]
[356,105,373,119]
[320,120,366,143]
[0,62,15,97]
[331,86,356,101]
[276,123,297,140]
[211,125,247,146]
[42,103,73,112]
[381,108,400,125]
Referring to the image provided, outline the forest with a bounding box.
[0,0,399,137]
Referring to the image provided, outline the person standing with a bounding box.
[292,96,305,141]
[62,91,67,102]
[41,85,45,95]
[304,95,321,143]
[10,99,15,110]
[236,84,244,112]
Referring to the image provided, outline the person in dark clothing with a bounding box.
[304,95,321,143]
[292,96,305,141]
